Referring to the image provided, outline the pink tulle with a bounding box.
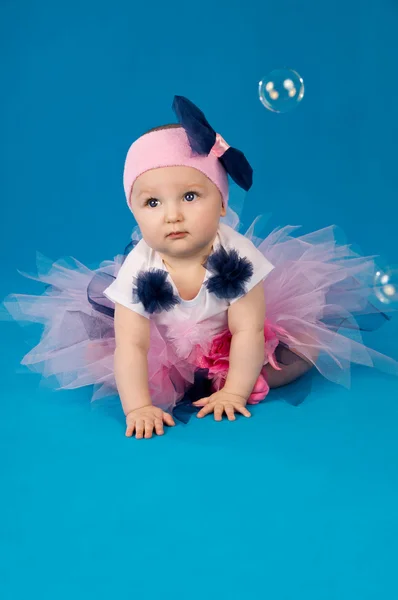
[3,217,398,410]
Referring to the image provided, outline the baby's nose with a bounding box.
[165,204,184,221]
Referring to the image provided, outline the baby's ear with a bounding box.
[220,201,227,217]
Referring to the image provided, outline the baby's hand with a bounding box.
[193,390,251,421]
[125,405,175,439]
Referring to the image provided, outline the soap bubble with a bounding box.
[374,265,398,305]
[259,68,304,113]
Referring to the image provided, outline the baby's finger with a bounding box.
[214,404,224,421]
[135,419,145,439]
[144,419,154,439]
[162,412,175,427]
[235,404,251,418]
[125,421,136,437]
[197,403,214,418]
[225,405,236,421]
[154,418,164,436]
[192,397,210,407]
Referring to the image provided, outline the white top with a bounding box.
[103,223,274,343]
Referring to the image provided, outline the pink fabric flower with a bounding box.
[196,328,232,375]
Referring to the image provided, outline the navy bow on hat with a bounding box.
[172,95,253,191]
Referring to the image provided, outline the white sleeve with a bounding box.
[103,250,150,319]
[229,239,274,305]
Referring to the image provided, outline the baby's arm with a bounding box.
[223,282,266,400]
[114,303,152,413]
[114,303,175,438]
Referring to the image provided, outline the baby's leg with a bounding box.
[264,341,318,389]
[263,356,313,388]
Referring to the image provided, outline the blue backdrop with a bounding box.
[1,1,397,599]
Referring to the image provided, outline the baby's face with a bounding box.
[129,166,226,260]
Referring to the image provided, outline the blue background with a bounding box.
[1,1,397,598]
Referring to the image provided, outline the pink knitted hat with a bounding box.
[123,127,230,210]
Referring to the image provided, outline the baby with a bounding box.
[110,159,271,438]
[5,96,397,439]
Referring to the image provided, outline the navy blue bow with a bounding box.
[172,95,253,191]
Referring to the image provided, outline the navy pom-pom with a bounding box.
[204,246,254,300]
[133,269,180,314]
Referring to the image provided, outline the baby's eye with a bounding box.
[184,191,198,202]
[145,198,159,208]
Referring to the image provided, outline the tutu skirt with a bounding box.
[4,213,398,413]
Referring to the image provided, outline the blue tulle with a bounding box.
[133,269,181,314]
[204,246,254,300]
